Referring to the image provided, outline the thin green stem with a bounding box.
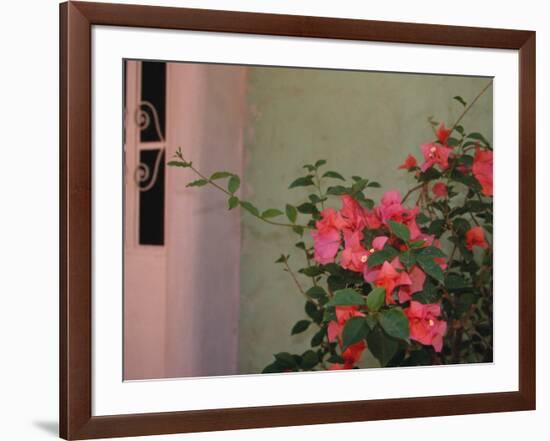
[450,81,493,135]
[314,169,325,210]
[401,183,424,204]
[175,151,312,230]
[282,257,307,299]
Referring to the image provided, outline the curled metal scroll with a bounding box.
[134,100,165,192]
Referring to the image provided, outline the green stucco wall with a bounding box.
[238,67,493,374]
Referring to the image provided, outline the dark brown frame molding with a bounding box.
[60,1,536,439]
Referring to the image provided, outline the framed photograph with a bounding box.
[60,1,536,439]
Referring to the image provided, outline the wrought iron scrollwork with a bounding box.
[134,100,165,192]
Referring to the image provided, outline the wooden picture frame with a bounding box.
[60,1,536,439]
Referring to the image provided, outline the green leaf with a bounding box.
[416,213,430,224]
[210,171,233,180]
[315,159,327,168]
[167,160,191,168]
[274,254,287,263]
[186,179,209,187]
[367,245,399,267]
[326,185,348,196]
[292,226,304,236]
[447,137,460,147]
[322,171,345,181]
[289,175,314,189]
[327,354,345,364]
[311,328,326,347]
[327,274,346,292]
[306,286,328,300]
[367,326,399,367]
[308,194,323,204]
[445,273,469,291]
[412,290,439,304]
[228,175,240,193]
[262,208,283,219]
[228,196,239,210]
[351,179,368,194]
[262,362,284,374]
[400,250,416,270]
[367,181,381,188]
[354,192,375,209]
[342,317,369,350]
[379,309,409,341]
[388,220,410,242]
[300,350,319,370]
[300,266,323,277]
[305,300,317,317]
[296,202,318,214]
[366,287,386,312]
[453,95,467,107]
[326,288,365,307]
[291,320,311,335]
[416,246,446,259]
[417,255,444,282]
[467,132,491,147]
[274,352,297,369]
[285,204,298,223]
[419,167,442,182]
[428,219,445,235]
[452,217,471,234]
[239,201,259,216]
[456,292,477,315]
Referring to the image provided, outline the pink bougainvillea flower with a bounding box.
[341,230,369,273]
[327,320,341,343]
[339,195,366,232]
[375,190,421,239]
[405,301,447,352]
[472,147,493,196]
[328,363,346,370]
[327,306,365,343]
[328,341,367,370]
[364,208,382,229]
[398,154,418,170]
[465,226,489,251]
[327,307,367,369]
[397,265,427,303]
[341,340,367,368]
[366,260,412,304]
[376,190,403,223]
[436,122,451,145]
[311,208,341,264]
[336,305,365,324]
[362,236,389,281]
[420,143,453,172]
[372,236,389,250]
[432,182,448,199]
[399,207,421,240]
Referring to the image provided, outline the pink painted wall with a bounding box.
[124,61,247,380]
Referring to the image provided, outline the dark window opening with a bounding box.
[138,149,165,245]
[140,61,166,142]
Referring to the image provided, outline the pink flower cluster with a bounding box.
[311,192,442,301]
[311,192,447,364]
[398,122,493,197]
[311,122,493,368]
[327,306,367,370]
[404,301,448,352]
